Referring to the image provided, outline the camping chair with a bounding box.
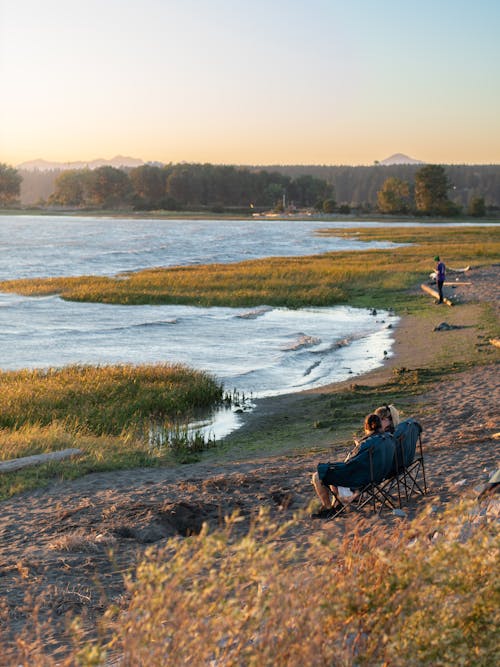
[385,418,427,507]
[317,432,397,518]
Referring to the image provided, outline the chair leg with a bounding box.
[418,435,428,494]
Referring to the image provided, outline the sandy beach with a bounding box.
[0,265,498,650]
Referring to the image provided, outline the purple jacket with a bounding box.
[436,261,446,282]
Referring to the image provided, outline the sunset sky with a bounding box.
[1,0,499,167]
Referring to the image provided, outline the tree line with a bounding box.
[2,161,500,216]
[15,164,333,212]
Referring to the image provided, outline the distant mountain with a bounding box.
[378,153,424,166]
[17,155,145,171]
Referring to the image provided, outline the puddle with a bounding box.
[148,398,256,449]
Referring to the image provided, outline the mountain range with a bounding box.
[17,155,145,171]
[17,154,424,171]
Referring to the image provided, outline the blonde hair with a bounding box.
[374,404,400,427]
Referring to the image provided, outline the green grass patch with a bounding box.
[0,226,498,311]
[0,364,223,498]
[0,363,223,436]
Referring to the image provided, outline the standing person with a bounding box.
[434,255,446,303]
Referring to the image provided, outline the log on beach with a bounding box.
[448,265,471,273]
[0,448,83,473]
[490,338,500,349]
[420,284,454,306]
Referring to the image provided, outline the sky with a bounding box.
[1,0,500,167]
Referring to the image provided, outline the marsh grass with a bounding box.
[148,418,218,464]
[0,364,223,498]
[4,500,497,666]
[1,226,498,310]
[0,364,223,435]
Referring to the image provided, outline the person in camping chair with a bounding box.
[311,413,393,519]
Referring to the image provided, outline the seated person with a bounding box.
[311,413,394,518]
[374,404,400,434]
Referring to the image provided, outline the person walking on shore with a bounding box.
[434,256,446,303]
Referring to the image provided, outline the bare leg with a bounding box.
[311,472,337,508]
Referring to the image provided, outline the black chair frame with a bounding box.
[327,445,399,519]
[328,429,428,519]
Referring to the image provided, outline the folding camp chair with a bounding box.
[317,432,397,518]
[385,418,427,508]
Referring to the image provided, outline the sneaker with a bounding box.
[311,502,344,519]
[311,507,336,519]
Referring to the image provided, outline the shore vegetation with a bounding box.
[0,226,498,310]
[0,224,497,664]
[6,501,498,666]
[0,363,223,499]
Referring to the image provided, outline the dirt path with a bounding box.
[0,264,498,649]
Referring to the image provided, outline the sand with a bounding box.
[0,264,498,650]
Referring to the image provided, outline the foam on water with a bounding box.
[0,292,398,400]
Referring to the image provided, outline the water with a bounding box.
[0,215,403,436]
[0,293,397,395]
[0,215,403,280]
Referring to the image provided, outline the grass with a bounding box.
[0,224,498,664]
[0,225,498,493]
[0,363,223,499]
[4,499,498,666]
[101,504,499,667]
[0,226,498,310]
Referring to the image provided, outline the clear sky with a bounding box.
[1,0,499,166]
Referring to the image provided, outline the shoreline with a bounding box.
[2,208,500,224]
[218,264,498,458]
[0,265,497,653]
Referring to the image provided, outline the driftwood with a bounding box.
[0,448,82,473]
[448,265,471,273]
[444,281,472,285]
[490,338,500,349]
[420,284,453,306]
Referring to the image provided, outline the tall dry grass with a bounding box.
[3,499,498,666]
[0,363,223,436]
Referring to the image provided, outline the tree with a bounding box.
[0,163,22,205]
[129,165,166,208]
[50,170,87,206]
[86,166,132,208]
[377,177,411,213]
[322,198,336,213]
[166,166,203,206]
[289,174,332,208]
[414,164,452,215]
[468,196,486,217]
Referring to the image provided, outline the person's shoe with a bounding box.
[311,502,344,519]
[311,506,336,519]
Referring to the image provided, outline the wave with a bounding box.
[282,334,322,351]
[105,319,178,333]
[92,244,170,258]
[236,306,273,320]
[52,319,179,337]
[303,360,321,376]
